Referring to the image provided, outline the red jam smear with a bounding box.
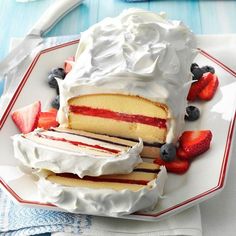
[57,173,148,185]
[36,133,120,154]
[69,105,167,128]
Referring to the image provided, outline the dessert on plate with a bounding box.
[37,162,167,216]
[11,8,204,216]
[58,8,197,158]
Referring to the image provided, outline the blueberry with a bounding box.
[185,105,200,121]
[50,67,66,79]
[160,143,176,162]
[51,95,60,109]
[47,73,58,89]
[191,63,199,72]
[192,67,204,80]
[201,65,215,74]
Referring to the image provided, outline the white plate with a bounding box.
[0,40,235,221]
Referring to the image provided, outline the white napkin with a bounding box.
[53,206,202,236]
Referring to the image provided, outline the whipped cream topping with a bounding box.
[37,166,167,216]
[58,8,197,143]
[12,130,143,178]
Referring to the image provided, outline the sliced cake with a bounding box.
[58,8,197,157]
[12,128,143,177]
[37,162,167,216]
[54,127,160,158]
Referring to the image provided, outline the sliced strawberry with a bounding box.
[187,72,212,101]
[48,108,58,115]
[176,147,189,160]
[64,56,75,74]
[11,101,41,133]
[38,111,59,130]
[178,130,212,159]
[154,157,190,174]
[198,74,219,101]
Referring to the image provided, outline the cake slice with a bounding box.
[68,94,168,144]
[54,127,160,158]
[37,163,167,216]
[12,128,143,177]
[47,162,161,191]
[57,8,197,157]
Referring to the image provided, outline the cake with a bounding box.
[37,162,167,216]
[12,127,143,177]
[57,8,197,158]
[11,8,198,216]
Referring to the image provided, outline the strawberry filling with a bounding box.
[56,173,149,185]
[69,105,167,128]
[35,133,120,154]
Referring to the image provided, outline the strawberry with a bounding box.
[48,108,58,115]
[37,111,59,130]
[154,157,190,174]
[198,74,219,101]
[64,56,75,74]
[187,72,212,101]
[178,130,212,159]
[11,101,41,133]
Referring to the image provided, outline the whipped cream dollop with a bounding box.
[12,130,143,178]
[58,8,197,143]
[37,166,167,216]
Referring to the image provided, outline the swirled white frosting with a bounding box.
[12,130,143,178]
[57,8,197,143]
[37,166,167,216]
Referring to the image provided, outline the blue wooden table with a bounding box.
[0,0,236,60]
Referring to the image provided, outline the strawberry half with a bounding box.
[11,101,41,133]
[178,130,212,159]
[198,74,219,101]
[187,72,213,101]
[38,110,59,130]
[154,157,190,174]
[64,56,75,74]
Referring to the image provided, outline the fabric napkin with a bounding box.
[0,188,202,236]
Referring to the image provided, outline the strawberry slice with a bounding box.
[154,157,190,174]
[198,74,219,101]
[11,101,41,133]
[187,72,213,101]
[178,130,212,159]
[38,110,59,130]
[64,56,75,74]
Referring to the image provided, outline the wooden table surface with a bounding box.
[0,1,236,236]
[1,0,236,60]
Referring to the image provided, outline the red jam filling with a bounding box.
[36,133,120,154]
[69,105,167,128]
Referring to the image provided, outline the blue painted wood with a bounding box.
[1,0,236,61]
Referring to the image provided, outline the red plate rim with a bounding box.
[0,40,235,218]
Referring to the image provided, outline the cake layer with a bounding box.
[46,162,160,191]
[53,127,161,158]
[69,105,166,128]
[68,94,168,144]
[69,114,166,143]
[24,129,127,156]
[47,174,146,191]
[69,94,168,118]
[12,129,143,178]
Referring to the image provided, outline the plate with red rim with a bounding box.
[0,39,235,221]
